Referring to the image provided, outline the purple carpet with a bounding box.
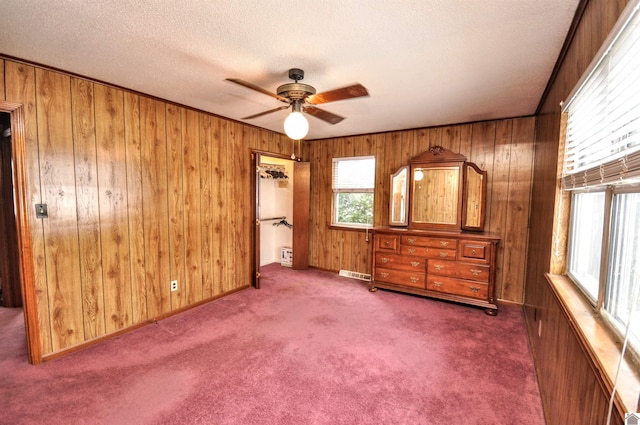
[0,264,544,424]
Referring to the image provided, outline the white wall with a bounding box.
[259,157,293,266]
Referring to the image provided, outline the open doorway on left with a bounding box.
[0,111,22,308]
[258,155,295,268]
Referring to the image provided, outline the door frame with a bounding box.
[1,101,40,364]
[251,150,298,289]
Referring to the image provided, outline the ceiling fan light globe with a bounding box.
[284,111,309,140]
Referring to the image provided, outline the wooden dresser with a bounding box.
[371,227,500,314]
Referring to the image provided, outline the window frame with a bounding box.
[331,155,376,229]
[565,183,640,359]
[560,0,640,362]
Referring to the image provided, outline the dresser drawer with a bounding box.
[428,261,490,283]
[375,268,425,288]
[458,240,492,263]
[401,235,457,249]
[375,253,426,272]
[427,276,488,300]
[425,248,457,260]
[400,245,429,256]
[455,263,490,282]
[376,234,399,252]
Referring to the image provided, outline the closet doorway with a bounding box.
[0,101,40,364]
[252,152,310,289]
[0,111,22,308]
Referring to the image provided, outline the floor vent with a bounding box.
[339,270,372,281]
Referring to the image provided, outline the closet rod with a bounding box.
[260,216,286,221]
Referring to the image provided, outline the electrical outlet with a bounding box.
[170,280,178,292]
[538,319,542,337]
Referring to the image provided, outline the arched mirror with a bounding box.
[392,146,487,231]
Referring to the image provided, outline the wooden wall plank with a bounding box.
[94,84,132,332]
[199,114,213,299]
[166,104,185,310]
[123,92,146,323]
[488,120,512,300]
[183,108,203,303]
[35,68,84,351]
[210,116,228,296]
[70,78,105,339]
[140,97,170,318]
[502,118,535,303]
[4,61,51,354]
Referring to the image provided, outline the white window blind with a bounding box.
[332,156,375,191]
[562,1,640,189]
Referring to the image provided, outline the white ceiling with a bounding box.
[0,0,580,140]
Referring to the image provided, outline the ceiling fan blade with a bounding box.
[242,105,290,120]
[303,106,345,125]
[226,78,289,103]
[306,83,369,105]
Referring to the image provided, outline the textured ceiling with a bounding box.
[0,0,580,140]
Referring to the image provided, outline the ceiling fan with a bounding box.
[226,68,369,139]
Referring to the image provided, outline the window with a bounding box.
[332,156,375,227]
[562,0,640,353]
[567,191,605,301]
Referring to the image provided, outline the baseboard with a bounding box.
[41,284,251,363]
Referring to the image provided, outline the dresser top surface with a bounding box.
[372,226,500,242]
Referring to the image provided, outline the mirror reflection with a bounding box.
[412,166,460,225]
[390,166,409,226]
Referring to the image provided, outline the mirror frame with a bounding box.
[399,146,487,232]
[461,162,487,231]
[389,165,410,226]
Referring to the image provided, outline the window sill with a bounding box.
[328,224,374,232]
[545,273,640,414]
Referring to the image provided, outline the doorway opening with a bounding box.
[0,111,22,308]
[258,155,295,268]
[252,151,310,289]
[0,101,40,364]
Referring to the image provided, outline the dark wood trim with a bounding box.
[0,101,41,364]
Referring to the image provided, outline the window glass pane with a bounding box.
[568,192,606,300]
[604,192,640,346]
[335,193,374,226]
[332,157,375,190]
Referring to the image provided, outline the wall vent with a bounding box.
[339,270,371,281]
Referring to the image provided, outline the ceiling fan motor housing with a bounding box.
[277,83,316,100]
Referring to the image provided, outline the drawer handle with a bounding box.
[380,272,389,278]
[380,257,390,263]
[470,269,482,276]
[433,281,443,287]
[434,264,444,271]
[410,277,419,283]
[469,286,480,293]
[471,249,477,255]
[410,261,420,267]
[407,248,416,254]
[384,241,391,246]
[439,252,449,258]
[407,238,416,244]
[440,241,449,247]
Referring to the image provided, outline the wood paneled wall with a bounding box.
[1,59,294,357]
[525,0,631,423]
[305,117,536,304]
